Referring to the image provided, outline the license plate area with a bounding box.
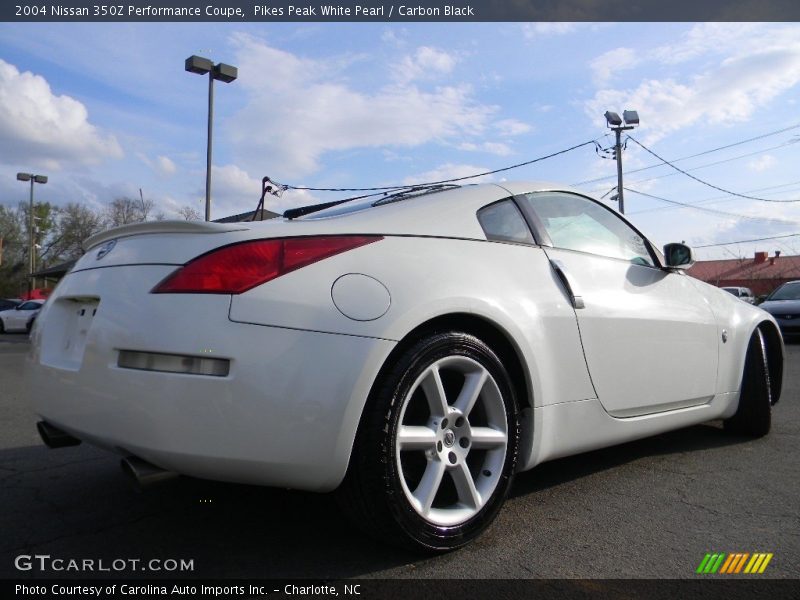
[40,297,100,371]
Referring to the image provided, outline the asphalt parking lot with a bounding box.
[1,331,798,580]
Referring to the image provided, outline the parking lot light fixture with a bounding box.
[16,172,47,295]
[185,55,238,222]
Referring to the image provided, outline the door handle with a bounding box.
[550,259,585,309]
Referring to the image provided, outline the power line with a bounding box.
[572,122,800,186]
[626,135,800,203]
[694,233,800,248]
[277,139,600,194]
[630,180,800,216]
[624,187,800,225]
[602,140,797,191]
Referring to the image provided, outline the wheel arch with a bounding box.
[757,320,783,404]
[342,311,535,481]
[379,312,533,413]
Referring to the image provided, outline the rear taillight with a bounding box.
[152,235,382,294]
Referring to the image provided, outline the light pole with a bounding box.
[185,55,238,221]
[16,172,47,296]
[604,110,639,214]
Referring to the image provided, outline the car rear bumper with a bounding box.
[27,266,395,492]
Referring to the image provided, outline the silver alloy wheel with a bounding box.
[395,355,508,526]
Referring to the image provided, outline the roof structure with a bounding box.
[688,252,800,296]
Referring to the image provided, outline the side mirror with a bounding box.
[663,242,694,269]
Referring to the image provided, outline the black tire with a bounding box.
[26,318,34,334]
[337,331,520,552]
[0,319,4,334]
[724,328,772,437]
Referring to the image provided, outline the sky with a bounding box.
[1,21,799,260]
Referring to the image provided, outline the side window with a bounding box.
[477,200,534,245]
[519,192,655,266]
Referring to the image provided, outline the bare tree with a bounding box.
[104,197,148,228]
[177,206,202,221]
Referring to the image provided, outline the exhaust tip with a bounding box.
[37,421,81,449]
[120,456,178,492]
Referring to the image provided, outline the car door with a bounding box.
[11,302,38,330]
[516,191,719,417]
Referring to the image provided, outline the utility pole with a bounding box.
[604,110,639,214]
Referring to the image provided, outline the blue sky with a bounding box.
[1,22,799,259]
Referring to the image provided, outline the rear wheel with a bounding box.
[724,327,772,437]
[0,318,4,334]
[338,331,520,551]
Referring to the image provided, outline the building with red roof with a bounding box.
[687,251,800,297]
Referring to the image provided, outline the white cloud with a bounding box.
[590,47,640,85]
[747,155,776,172]
[156,156,176,175]
[402,163,492,186]
[586,25,800,143]
[228,34,497,178]
[521,23,580,39]
[651,23,763,65]
[207,163,318,215]
[138,153,177,176]
[0,59,122,169]
[457,141,512,156]
[395,46,457,83]
[494,118,532,137]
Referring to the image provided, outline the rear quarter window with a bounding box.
[477,200,534,244]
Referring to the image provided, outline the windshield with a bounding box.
[768,281,800,301]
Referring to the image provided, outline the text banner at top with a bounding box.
[5,0,800,22]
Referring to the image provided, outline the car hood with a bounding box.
[760,299,800,315]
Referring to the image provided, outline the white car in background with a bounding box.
[0,299,44,333]
[722,286,756,304]
[27,182,783,551]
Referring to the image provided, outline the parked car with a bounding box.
[27,182,784,551]
[0,298,21,312]
[722,286,756,304]
[758,280,800,337]
[0,299,44,333]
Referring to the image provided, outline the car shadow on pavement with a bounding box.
[0,442,418,579]
[511,421,756,498]
[0,421,773,580]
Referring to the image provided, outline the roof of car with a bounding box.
[293,181,600,240]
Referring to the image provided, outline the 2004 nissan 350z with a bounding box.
[28,182,783,551]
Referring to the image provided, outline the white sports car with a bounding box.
[28,182,783,551]
[0,299,44,333]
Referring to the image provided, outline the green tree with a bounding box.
[0,205,26,297]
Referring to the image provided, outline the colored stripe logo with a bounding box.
[696,552,773,574]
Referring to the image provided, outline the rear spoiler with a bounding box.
[83,220,249,252]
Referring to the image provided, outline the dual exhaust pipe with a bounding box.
[37,421,178,490]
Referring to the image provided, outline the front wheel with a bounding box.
[338,331,520,551]
[724,327,772,437]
